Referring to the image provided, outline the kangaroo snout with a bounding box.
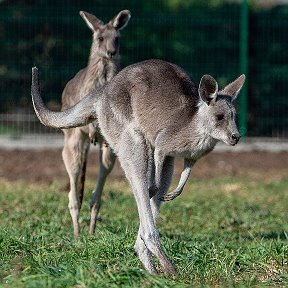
[107,50,117,58]
[230,132,240,145]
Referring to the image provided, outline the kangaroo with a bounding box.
[60,10,130,238]
[31,59,245,274]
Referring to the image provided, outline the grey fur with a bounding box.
[44,10,130,238]
[31,59,245,274]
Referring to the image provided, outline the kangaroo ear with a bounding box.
[221,74,245,101]
[110,10,131,30]
[79,11,103,32]
[198,75,218,105]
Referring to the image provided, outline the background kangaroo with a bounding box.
[31,59,245,274]
[60,10,130,238]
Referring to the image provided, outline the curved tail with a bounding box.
[31,67,97,129]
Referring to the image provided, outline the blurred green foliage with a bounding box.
[0,0,287,137]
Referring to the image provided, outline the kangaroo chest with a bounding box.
[167,135,217,160]
[80,61,116,97]
[189,136,217,160]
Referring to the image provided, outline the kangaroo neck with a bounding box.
[81,54,119,97]
[187,103,218,158]
[158,104,217,160]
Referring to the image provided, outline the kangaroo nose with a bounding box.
[107,50,116,58]
[231,133,240,143]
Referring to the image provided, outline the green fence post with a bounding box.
[239,0,249,137]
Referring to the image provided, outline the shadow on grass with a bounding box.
[255,230,288,241]
[162,228,288,244]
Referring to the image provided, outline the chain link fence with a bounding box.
[0,1,287,139]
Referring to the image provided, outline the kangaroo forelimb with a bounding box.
[160,158,195,201]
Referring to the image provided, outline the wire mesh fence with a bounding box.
[0,1,287,138]
[0,113,62,136]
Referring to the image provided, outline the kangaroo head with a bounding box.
[80,10,131,60]
[198,74,245,146]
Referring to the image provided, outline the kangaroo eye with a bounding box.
[98,36,104,42]
[216,114,224,121]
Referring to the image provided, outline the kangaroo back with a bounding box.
[97,59,199,146]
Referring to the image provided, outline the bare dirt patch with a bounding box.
[1,149,287,185]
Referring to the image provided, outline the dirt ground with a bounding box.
[0,148,288,186]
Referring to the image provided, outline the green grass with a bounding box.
[0,177,287,287]
[0,125,20,136]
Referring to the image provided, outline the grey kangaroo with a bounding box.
[31,59,245,274]
[60,10,130,238]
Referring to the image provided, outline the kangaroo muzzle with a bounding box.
[230,132,241,145]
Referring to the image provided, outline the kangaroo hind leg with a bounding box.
[117,128,176,275]
[89,141,116,234]
[150,156,174,221]
[62,128,89,238]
